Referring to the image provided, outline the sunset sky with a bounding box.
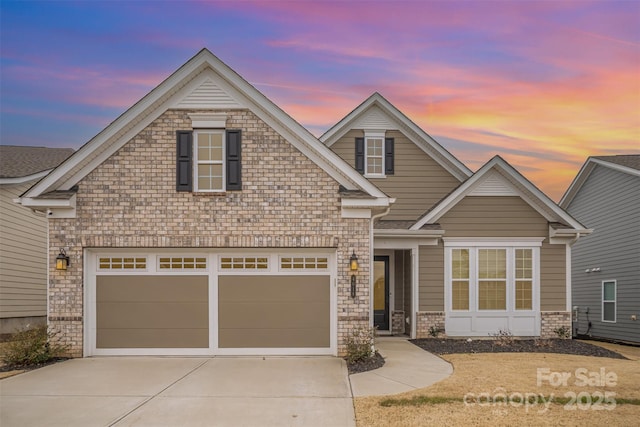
[1,1,638,200]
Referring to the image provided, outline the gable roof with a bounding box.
[20,49,389,204]
[560,155,640,208]
[319,93,472,182]
[411,155,589,234]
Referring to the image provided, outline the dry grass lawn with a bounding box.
[355,342,640,426]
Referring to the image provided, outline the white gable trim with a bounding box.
[560,157,640,208]
[411,156,587,232]
[320,93,471,182]
[21,49,388,202]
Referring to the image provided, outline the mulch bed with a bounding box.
[347,351,386,374]
[411,338,627,359]
[0,357,69,374]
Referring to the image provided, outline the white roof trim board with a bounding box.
[560,156,640,208]
[21,49,389,203]
[320,93,472,182]
[411,156,588,232]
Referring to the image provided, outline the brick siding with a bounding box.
[48,109,371,356]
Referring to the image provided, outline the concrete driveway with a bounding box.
[0,356,355,427]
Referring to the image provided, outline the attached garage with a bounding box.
[85,251,336,356]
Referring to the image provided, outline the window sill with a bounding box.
[364,174,386,179]
[192,192,228,197]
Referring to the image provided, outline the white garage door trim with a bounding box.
[84,249,337,357]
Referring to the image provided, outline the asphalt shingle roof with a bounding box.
[0,145,74,178]
[593,154,640,171]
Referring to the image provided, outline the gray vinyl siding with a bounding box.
[566,165,640,343]
[419,244,444,311]
[0,181,48,319]
[330,130,461,220]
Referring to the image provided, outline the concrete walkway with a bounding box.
[349,336,453,397]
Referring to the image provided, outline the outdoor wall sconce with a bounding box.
[350,251,358,298]
[56,248,70,271]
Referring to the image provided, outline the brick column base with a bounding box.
[541,311,571,339]
[416,311,445,338]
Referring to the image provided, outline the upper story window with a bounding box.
[355,132,394,177]
[195,130,225,192]
[366,137,384,176]
[176,128,242,193]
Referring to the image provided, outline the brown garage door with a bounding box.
[96,275,208,348]
[218,275,330,348]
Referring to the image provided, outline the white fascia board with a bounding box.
[0,170,50,185]
[412,156,586,231]
[341,208,372,219]
[321,93,471,181]
[24,49,385,200]
[24,53,212,198]
[341,198,392,208]
[442,237,545,247]
[18,196,75,209]
[374,229,444,238]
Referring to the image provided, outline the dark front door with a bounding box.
[373,256,390,331]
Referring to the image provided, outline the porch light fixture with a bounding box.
[349,251,359,271]
[56,248,70,271]
[349,251,358,298]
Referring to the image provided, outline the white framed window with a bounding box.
[158,256,207,270]
[445,240,541,313]
[602,280,616,323]
[365,137,384,176]
[194,130,225,192]
[280,256,329,271]
[220,256,269,270]
[98,256,147,271]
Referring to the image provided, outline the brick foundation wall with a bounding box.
[416,311,445,338]
[48,109,371,357]
[541,311,572,339]
[391,311,405,334]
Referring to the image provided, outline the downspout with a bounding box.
[370,206,392,329]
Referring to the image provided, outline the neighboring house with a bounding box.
[0,145,74,334]
[17,49,588,357]
[560,155,640,344]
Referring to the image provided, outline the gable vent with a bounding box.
[469,170,518,196]
[353,106,397,130]
[177,78,241,108]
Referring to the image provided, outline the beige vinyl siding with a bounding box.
[540,243,567,310]
[330,130,461,220]
[419,244,444,311]
[394,251,404,311]
[438,196,548,237]
[0,181,47,319]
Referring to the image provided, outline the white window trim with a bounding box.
[602,280,616,323]
[443,240,541,336]
[194,129,225,192]
[364,131,386,178]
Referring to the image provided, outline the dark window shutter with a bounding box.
[355,137,365,173]
[176,131,192,192]
[226,130,242,190]
[385,137,395,175]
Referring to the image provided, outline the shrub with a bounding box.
[344,326,376,364]
[553,326,571,339]
[1,325,68,367]
[428,325,443,338]
[489,329,514,347]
